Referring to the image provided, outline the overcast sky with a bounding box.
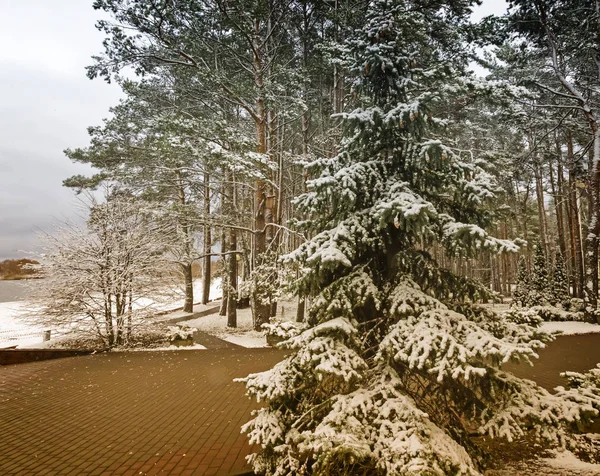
[0,0,507,260]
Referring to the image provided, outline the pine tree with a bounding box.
[238,1,600,474]
[530,242,550,306]
[513,255,530,307]
[552,251,570,306]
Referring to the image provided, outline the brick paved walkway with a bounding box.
[0,347,285,475]
[3,333,600,475]
[504,333,600,390]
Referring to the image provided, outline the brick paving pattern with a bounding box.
[3,333,600,475]
[503,333,600,390]
[0,347,285,475]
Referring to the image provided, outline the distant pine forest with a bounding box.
[0,259,40,280]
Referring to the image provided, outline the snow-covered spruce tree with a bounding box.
[238,1,600,474]
[551,251,570,306]
[512,255,530,307]
[529,242,551,306]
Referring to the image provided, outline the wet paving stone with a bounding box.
[0,348,285,475]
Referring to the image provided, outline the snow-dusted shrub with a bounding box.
[512,256,530,307]
[554,365,600,451]
[505,305,583,324]
[513,245,571,308]
[167,325,196,342]
[551,252,570,306]
[240,253,290,330]
[529,305,584,322]
[456,303,538,340]
[503,308,543,327]
[261,320,305,341]
[478,369,598,442]
[564,298,585,313]
[560,364,600,396]
[570,433,600,464]
[529,242,552,306]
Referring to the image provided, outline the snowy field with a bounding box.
[541,321,600,336]
[139,277,222,315]
[0,301,49,348]
[0,278,222,349]
[184,301,600,349]
[5,282,600,349]
[184,298,299,348]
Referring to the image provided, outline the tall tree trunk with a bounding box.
[202,171,211,304]
[557,152,574,287]
[227,228,238,328]
[534,160,548,255]
[294,6,313,324]
[266,109,277,245]
[585,125,600,317]
[219,179,229,317]
[127,284,132,341]
[501,223,510,295]
[517,182,531,267]
[550,146,567,259]
[219,246,228,317]
[251,20,271,330]
[566,191,579,297]
[296,297,306,323]
[182,263,194,314]
[267,109,279,319]
[176,169,194,313]
[568,133,585,298]
[331,0,344,154]
[226,170,238,328]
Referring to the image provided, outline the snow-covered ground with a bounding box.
[184,298,299,348]
[545,450,600,473]
[134,277,222,314]
[114,343,208,352]
[0,277,222,349]
[5,282,600,350]
[486,449,600,475]
[183,302,600,349]
[541,321,600,335]
[0,301,50,348]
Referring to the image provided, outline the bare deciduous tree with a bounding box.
[32,194,176,347]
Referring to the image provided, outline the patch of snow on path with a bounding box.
[137,277,222,314]
[544,450,600,472]
[541,321,600,335]
[486,450,600,475]
[222,334,267,348]
[115,344,207,352]
[184,299,299,348]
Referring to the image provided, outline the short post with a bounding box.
[43,330,51,342]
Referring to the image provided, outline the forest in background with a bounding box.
[56,0,600,326]
[0,259,40,280]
